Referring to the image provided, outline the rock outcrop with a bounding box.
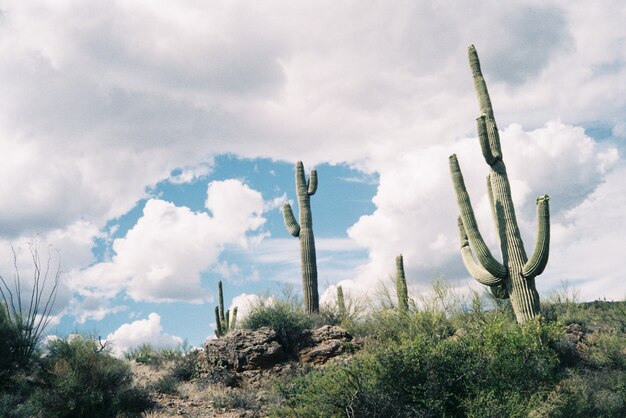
[204,327,286,372]
[203,325,357,374]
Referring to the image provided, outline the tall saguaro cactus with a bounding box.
[396,254,409,312]
[214,280,237,338]
[283,161,319,314]
[450,45,550,323]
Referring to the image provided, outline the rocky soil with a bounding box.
[135,325,359,417]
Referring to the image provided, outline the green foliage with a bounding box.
[152,375,179,395]
[276,315,562,417]
[242,300,313,355]
[0,304,34,388]
[169,349,202,382]
[124,343,185,366]
[25,335,152,418]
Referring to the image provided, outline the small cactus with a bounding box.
[396,254,409,312]
[214,281,237,338]
[283,161,320,314]
[449,45,550,323]
[337,285,347,318]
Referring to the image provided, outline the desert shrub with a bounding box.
[25,335,152,417]
[169,349,201,382]
[585,331,626,370]
[152,375,179,395]
[0,305,34,387]
[529,369,626,417]
[125,343,185,367]
[276,316,561,417]
[242,300,313,355]
[210,387,259,411]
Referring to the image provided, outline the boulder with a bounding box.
[298,325,354,365]
[203,325,357,373]
[204,327,286,372]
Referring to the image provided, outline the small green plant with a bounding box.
[242,300,313,355]
[214,280,237,338]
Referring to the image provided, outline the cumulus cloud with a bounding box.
[228,293,274,323]
[106,313,183,357]
[68,180,266,303]
[0,0,625,330]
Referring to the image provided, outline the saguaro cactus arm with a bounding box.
[214,306,223,338]
[457,217,502,286]
[450,154,507,278]
[523,195,551,277]
[308,169,318,195]
[282,203,300,237]
[231,307,238,329]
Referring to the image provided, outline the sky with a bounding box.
[1,0,625,353]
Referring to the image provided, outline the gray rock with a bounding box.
[204,327,287,372]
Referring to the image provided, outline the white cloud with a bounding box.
[106,313,183,357]
[229,293,274,323]
[68,180,266,303]
[0,0,625,325]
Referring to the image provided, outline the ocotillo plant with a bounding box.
[336,285,347,318]
[396,254,409,312]
[283,161,320,314]
[214,280,237,338]
[449,45,550,323]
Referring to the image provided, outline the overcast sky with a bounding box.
[1,0,625,352]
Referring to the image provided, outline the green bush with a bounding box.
[0,305,33,388]
[124,343,185,366]
[242,300,313,355]
[276,316,562,417]
[25,336,152,417]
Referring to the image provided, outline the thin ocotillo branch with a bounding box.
[0,242,61,359]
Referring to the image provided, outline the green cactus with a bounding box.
[336,285,347,318]
[396,254,409,312]
[449,45,550,323]
[214,280,237,338]
[283,161,320,314]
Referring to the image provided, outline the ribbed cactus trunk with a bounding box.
[283,161,319,314]
[336,285,347,318]
[450,45,550,323]
[396,254,409,312]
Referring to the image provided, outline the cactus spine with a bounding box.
[283,161,319,314]
[450,45,550,323]
[336,285,347,318]
[214,280,237,338]
[396,254,409,312]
